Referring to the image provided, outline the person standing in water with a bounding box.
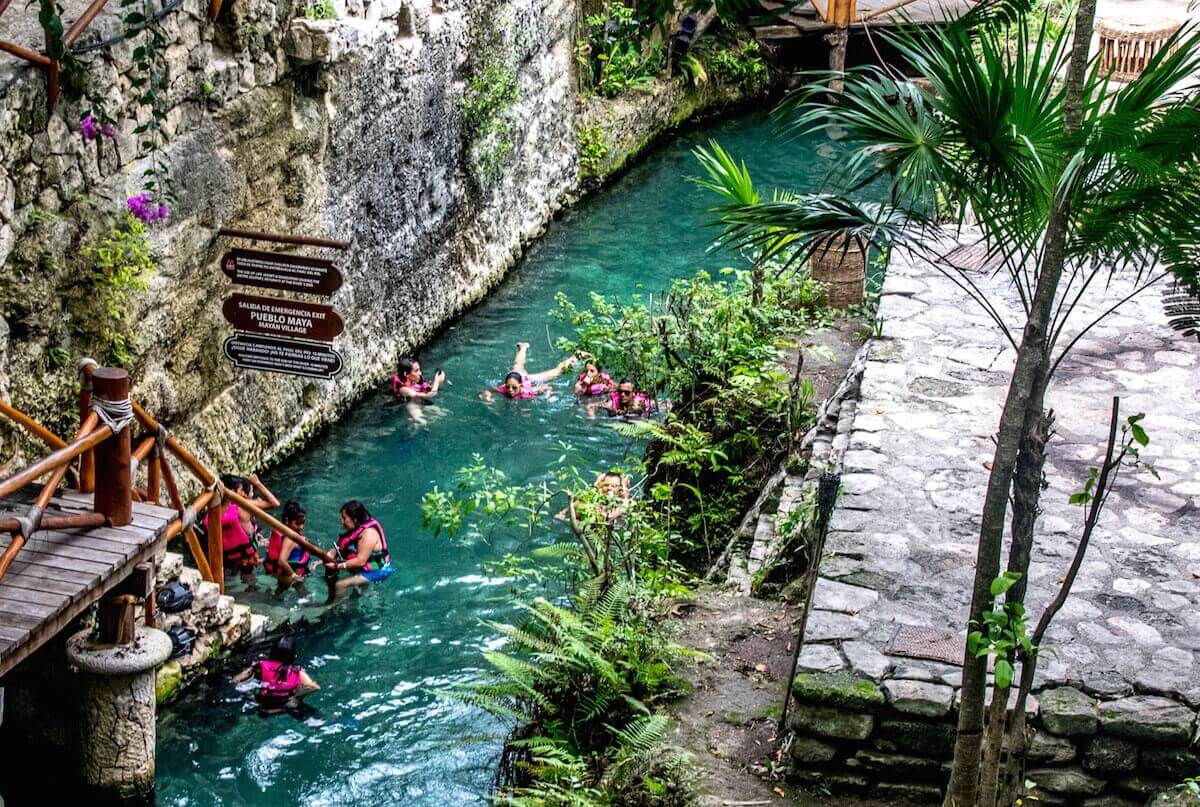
[325,500,392,593]
[481,342,574,402]
[392,357,447,425]
[218,473,280,590]
[263,499,314,600]
[233,635,319,713]
[574,360,615,397]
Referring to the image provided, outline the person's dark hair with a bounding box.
[281,499,306,525]
[617,379,635,390]
[340,500,371,529]
[268,635,296,678]
[397,357,418,378]
[220,474,248,494]
[504,372,523,385]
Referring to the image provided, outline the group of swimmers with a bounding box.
[210,475,393,601]
[392,342,656,417]
[234,343,658,711]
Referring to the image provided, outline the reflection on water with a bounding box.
[156,112,843,805]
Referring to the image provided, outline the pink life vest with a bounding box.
[393,375,432,397]
[220,502,256,562]
[256,659,301,705]
[497,374,538,399]
[610,390,649,414]
[337,518,390,572]
[576,372,612,396]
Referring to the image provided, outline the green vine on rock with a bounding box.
[460,48,520,185]
[122,0,176,218]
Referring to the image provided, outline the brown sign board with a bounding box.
[222,293,344,342]
[223,334,344,379]
[221,248,343,296]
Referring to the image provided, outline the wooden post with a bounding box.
[206,502,225,593]
[92,368,132,527]
[97,594,137,644]
[146,449,161,505]
[79,362,96,493]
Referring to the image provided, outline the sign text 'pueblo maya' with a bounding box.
[221,248,343,296]
[223,334,344,380]
[222,293,344,342]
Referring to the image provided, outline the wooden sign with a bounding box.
[223,334,344,379]
[222,293,344,342]
[221,248,343,296]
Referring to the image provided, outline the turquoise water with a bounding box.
[155,112,844,805]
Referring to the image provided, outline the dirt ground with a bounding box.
[667,588,896,807]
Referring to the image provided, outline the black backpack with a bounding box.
[156,581,193,613]
[167,625,196,658]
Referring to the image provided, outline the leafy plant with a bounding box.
[578,125,608,178]
[74,214,156,364]
[580,2,664,98]
[704,39,767,92]
[304,0,336,19]
[440,585,696,805]
[461,49,520,183]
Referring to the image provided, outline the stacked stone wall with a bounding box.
[786,666,1199,804]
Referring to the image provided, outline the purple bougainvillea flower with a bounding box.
[126,193,170,224]
[101,122,118,139]
[80,113,101,142]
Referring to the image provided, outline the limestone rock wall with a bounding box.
[0,0,578,474]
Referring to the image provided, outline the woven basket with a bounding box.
[810,237,866,308]
[1097,17,1182,83]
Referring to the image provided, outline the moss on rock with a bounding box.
[792,672,885,710]
[155,660,183,705]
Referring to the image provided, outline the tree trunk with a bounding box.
[942,4,1099,804]
[825,29,849,94]
[978,681,1011,807]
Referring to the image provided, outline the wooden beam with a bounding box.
[0,417,107,502]
[63,0,111,45]
[218,226,351,251]
[78,363,96,493]
[0,40,52,67]
[0,401,66,451]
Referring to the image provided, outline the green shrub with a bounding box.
[304,0,336,19]
[580,1,663,98]
[73,213,156,365]
[705,40,767,92]
[578,125,608,178]
[461,50,520,183]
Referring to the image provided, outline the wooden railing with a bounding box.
[0,360,333,593]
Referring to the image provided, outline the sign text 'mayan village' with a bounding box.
[222,293,344,342]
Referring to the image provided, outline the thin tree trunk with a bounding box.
[943,4,1099,804]
[979,682,1011,807]
[978,405,1053,805]
[1000,396,1123,806]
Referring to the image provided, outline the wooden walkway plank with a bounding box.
[2,562,98,589]
[0,487,174,678]
[1,530,140,559]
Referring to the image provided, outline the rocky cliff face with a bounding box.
[0,0,577,473]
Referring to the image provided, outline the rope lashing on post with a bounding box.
[155,422,171,445]
[90,395,134,434]
[14,505,42,539]
[179,502,199,533]
[209,477,225,507]
[78,357,98,382]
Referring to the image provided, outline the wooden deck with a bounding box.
[0,489,175,677]
[755,0,975,39]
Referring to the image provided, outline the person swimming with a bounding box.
[556,470,631,527]
[481,342,575,402]
[588,379,653,418]
[574,360,615,397]
[263,499,314,600]
[218,473,280,590]
[233,635,319,714]
[325,500,392,593]
[392,357,446,402]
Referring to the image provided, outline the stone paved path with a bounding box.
[820,234,1200,703]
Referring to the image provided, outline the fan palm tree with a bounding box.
[700,2,1200,804]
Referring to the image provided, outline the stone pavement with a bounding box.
[822,235,1200,702]
[782,232,1200,802]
